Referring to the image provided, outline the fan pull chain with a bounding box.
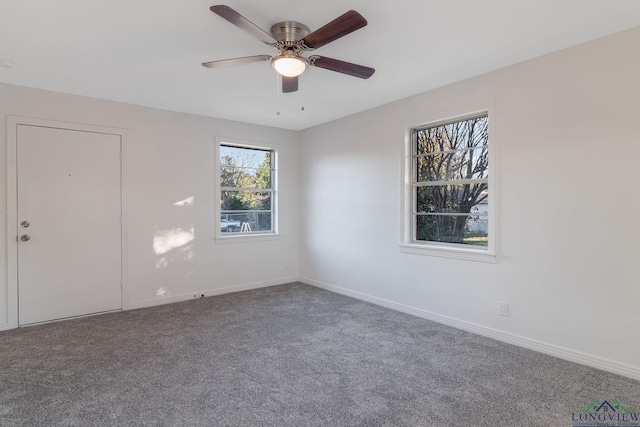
[299,73,305,112]
[275,72,281,116]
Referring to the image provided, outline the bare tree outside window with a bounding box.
[413,115,489,246]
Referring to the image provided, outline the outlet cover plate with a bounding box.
[499,302,510,317]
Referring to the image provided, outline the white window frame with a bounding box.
[214,136,280,243]
[400,102,496,262]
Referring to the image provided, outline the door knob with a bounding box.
[21,221,30,228]
[20,235,30,242]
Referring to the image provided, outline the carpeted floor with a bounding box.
[0,282,638,426]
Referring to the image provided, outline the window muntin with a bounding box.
[219,144,274,235]
[412,114,489,248]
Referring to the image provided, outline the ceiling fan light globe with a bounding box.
[272,55,306,77]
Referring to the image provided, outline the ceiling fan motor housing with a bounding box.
[270,21,310,43]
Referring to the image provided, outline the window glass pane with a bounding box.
[417,147,488,182]
[417,185,488,214]
[220,146,272,189]
[220,212,272,234]
[221,191,271,211]
[220,146,270,167]
[416,115,488,155]
[416,214,488,247]
[220,165,271,189]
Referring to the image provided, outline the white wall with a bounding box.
[0,83,299,327]
[299,27,640,378]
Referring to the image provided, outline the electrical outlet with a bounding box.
[498,302,510,317]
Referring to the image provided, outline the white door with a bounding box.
[17,124,122,325]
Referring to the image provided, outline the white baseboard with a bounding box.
[128,276,299,311]
[0,322,10,332]
[301,277,640,381]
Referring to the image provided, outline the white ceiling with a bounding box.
[1,1,639,130]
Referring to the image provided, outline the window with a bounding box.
[402,109,494,261]
[218,142,276,236]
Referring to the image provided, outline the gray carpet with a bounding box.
[0,282,638,426]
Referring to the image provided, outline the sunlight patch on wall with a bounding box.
[155,257,169,269]
[153,227,195,255]
[173,196,194,207]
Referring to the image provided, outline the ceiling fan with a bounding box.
[202,5,375,93]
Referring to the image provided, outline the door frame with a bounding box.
[6,116,129,328]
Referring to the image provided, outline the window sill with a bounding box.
[399,243,496,263]
[214,233,282,244]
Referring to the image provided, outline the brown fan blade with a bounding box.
[210,5,277,45]
[202,55,271,69]
[282,76,298,93]
[302,10,367,50]
[310,56,375,79]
